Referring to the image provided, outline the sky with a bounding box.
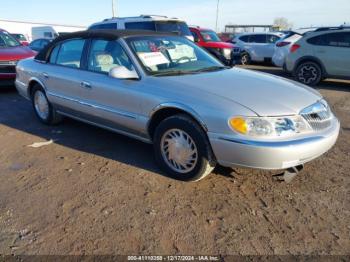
[1,0,349,30]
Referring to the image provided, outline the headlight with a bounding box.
[229,116,312,137]
[222,48,232,59]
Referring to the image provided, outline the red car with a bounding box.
[0,29,36,86]
[190,26,241,66]
[11,33,30,46]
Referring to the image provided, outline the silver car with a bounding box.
[15,30,340,181]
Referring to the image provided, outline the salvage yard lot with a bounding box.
[0,65,349,255]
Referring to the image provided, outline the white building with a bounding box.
[0,19,86,41]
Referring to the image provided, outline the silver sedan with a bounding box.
[15,30,340,181]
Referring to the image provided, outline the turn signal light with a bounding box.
[229,117,248,134]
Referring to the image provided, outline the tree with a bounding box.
[273,17,293,30]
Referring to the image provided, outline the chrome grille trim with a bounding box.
[301,100,333,132]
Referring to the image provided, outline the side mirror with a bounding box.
[109,66,139,80]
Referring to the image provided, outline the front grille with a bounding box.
[0,61,17,66]
[301,106,333,132]
[233,48,240,54]
[0,65,16,74]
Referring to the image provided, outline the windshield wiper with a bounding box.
[152,70,195,77]
[191,66,230,73]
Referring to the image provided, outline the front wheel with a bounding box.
[153,114,216,181]
[240,52,251,65]
[295,62,322,86]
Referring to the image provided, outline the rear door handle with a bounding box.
[42,72,49,79]
[80,81,92,89]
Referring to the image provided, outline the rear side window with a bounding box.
[54,39,85,68]
[125,22,156,31]
[308,32,350,47]
[267,35,280,43]
[90,23,118,30]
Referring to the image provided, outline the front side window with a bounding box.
[55,39,85,68]
[249,35,266,43]
[200,30,221,42]
[126,35,225,76]
[0,31,21,47]
[239,35,249,42]
[87,39,133,73]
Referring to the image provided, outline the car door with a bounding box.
[312,32,350,77]
[246,34,267,61]
[75,38,147,137]
[43,38,88,117]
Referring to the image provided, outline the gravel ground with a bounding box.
[0,65,349,256]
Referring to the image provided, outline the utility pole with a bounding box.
[112,0,116,17]
[215,0,220,32]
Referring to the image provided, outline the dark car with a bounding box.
[0,29,36,86]
[29,38,52,52]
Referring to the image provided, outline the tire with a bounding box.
[153,114,216,182]
[240,52,251,65]
[31,84,63,125]
[295,61,322,86]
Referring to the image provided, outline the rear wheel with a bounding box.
[153,114,216,181]
[295,61,322,86]
[31,84,63,125]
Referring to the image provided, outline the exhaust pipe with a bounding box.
[273,164,304,183]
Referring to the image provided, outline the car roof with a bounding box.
[35,29,177,62]
[90,15,184,27]
[235,32,285,37]
[304,28,350,38]
[189,27,214,32]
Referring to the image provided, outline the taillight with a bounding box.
[290,44,301,53]
[276,41,290,47]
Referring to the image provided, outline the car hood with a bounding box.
[157,68,322,116]
[0,46,36,61]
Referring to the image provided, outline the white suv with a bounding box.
[232,32,285,65]
[89,15,194,41]
[285,27,350,86]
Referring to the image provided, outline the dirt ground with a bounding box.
[0,65,349,256]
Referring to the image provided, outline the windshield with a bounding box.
[0,31,21,47]
[155,22,192,37]
[200,30,221,42]
[126,36,227,76]
[12,34,27,41]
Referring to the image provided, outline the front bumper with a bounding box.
[208,118,340,170]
